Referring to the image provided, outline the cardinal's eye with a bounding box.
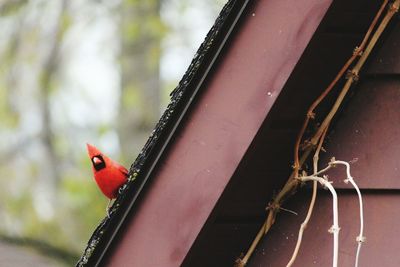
[92,155,106,171]
[93,156,102,164]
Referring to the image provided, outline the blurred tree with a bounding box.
[0,0,84,264]
[38,0,69,209]
[118,0,166,158]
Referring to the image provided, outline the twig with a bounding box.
[279,206,299,216]
[330,160,365,267]
[286,181,317,267]
[293,0,389,178]
[310,0,399,148]
[299,174,339,267]
[286,125,329,267]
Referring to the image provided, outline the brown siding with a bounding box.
[322,79,400,189]
[249,4,400,267]
[367,20,400,75]
[321,19,400,189]
[184,0,396,266]
[249,191,400,267]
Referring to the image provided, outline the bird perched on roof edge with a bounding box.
[86,143,128,216]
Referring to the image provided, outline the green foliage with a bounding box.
[60,12,72,35]
[0,0,28,16]
[60,173,105,245]
[97,123,112,136]
[0,87,19,128]
[2,165,105,264]
[123,22,141,41]
[122,84,140,108]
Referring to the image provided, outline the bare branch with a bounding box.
[331,160,365,267]
[293,0,390,178]
[299,174,339,267]
[287,124,329,267]
[286,181,317,267]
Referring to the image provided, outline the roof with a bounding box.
[76,0,250,265]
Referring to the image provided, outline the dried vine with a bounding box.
[291,158,364,267]
[286,124,329,267]
[235,1,399,266]
[293,0,389,178]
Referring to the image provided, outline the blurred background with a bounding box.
[0,0,224,265]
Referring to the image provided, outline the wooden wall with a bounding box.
[248,2,400,267]
[183,0,399,266]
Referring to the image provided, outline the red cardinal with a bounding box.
[87,144,128,214]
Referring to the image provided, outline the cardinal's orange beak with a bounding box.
[86,143,102,158]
